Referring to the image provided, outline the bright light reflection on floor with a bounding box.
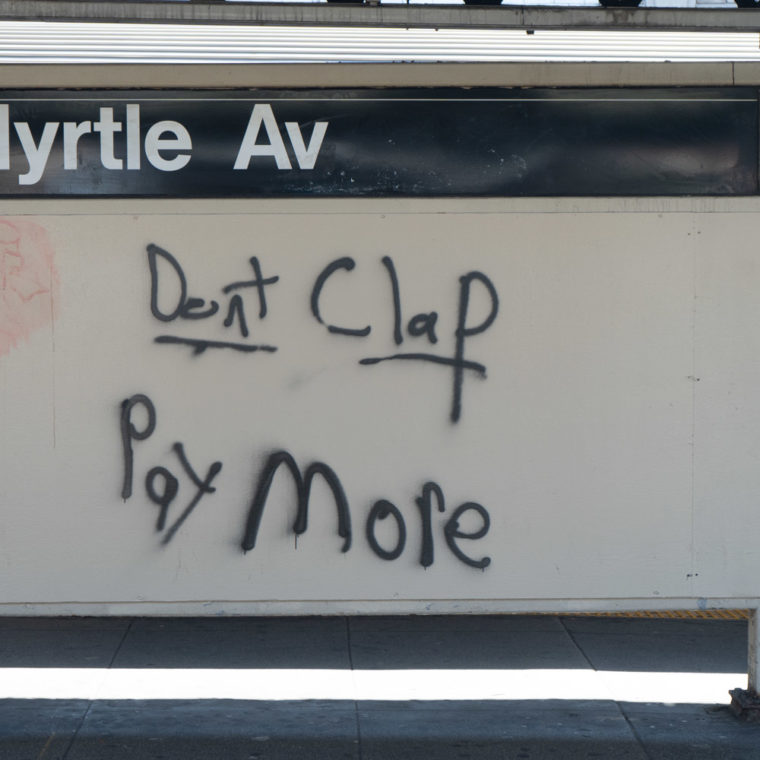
[0,668,745,704]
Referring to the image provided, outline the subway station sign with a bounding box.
[0,87,756,197]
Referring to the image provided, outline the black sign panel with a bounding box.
[0,88,756,197]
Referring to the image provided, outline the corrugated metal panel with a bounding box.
[0,21,759,62]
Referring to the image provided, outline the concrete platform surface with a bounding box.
[0,615,758,759]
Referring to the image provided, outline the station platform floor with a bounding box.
[0,613,758,760]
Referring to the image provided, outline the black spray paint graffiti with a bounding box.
[311,256,499,423]
[148,243,279,355]
[120,393,491,569]
[147,245,499,424]
[120,394,223,544]
[241,450,353,553]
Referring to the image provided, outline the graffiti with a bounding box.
[241,450,352,553]
[311,255,499,423]
[241,460,491,569]
[0,218,58,357]
[120,394,223,545]
[366,500,406,561]
[148,244,279,355]
[147,244,498,423]
[127,243,498,566]
[120,393,491,568]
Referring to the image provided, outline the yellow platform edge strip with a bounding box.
[579,610,750,620]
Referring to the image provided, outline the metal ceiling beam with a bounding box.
[0,0,760,32]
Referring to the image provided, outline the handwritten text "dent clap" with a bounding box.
[147,244,499,424]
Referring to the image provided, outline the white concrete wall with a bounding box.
[1,197,759,615]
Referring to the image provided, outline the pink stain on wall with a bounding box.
[0,218,59,358]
